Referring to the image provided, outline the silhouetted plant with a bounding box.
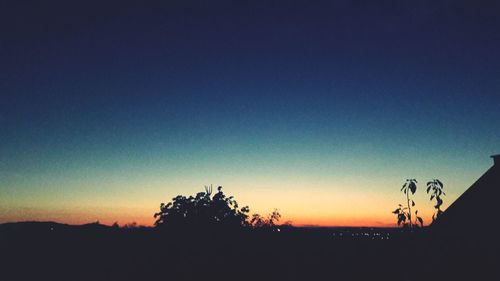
[392,204,409,227]
[392,204,424,228]
[426,179,446,222]
[250,209,281,231]
[400,179,418,228]
[250,214,265,228]
[154,185,250,230]
[269,209,281,225]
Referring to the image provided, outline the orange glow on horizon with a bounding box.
[0,175,454,228]
[0,208,404,228]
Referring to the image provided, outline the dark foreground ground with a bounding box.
[0,222,498,281]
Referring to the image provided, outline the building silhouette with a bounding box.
[433,154,500,242]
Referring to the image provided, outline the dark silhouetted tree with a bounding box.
[250,209,282,231]
[154,185,250,230]
[401,179,418,228]
[427,179,445,222]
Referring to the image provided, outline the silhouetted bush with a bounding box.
[154,185,250,230]
[250,209,281,231]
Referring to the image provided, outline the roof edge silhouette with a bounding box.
[491,154,500,165]
[432,153,500,244]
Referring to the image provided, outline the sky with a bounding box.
[1,0,499,227]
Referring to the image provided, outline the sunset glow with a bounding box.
[1,1,499,228]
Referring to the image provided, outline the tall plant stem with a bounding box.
[407,190,412,228]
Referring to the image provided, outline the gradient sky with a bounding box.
[1,0,499,227]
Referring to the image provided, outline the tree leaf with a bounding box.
[417,217,423,227]
[398,214,406,225]
[409,182,417,194]
[436,179,443,188]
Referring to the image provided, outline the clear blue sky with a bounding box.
[1,0,499,226]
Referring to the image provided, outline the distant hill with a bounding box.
[0,221,118,235]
